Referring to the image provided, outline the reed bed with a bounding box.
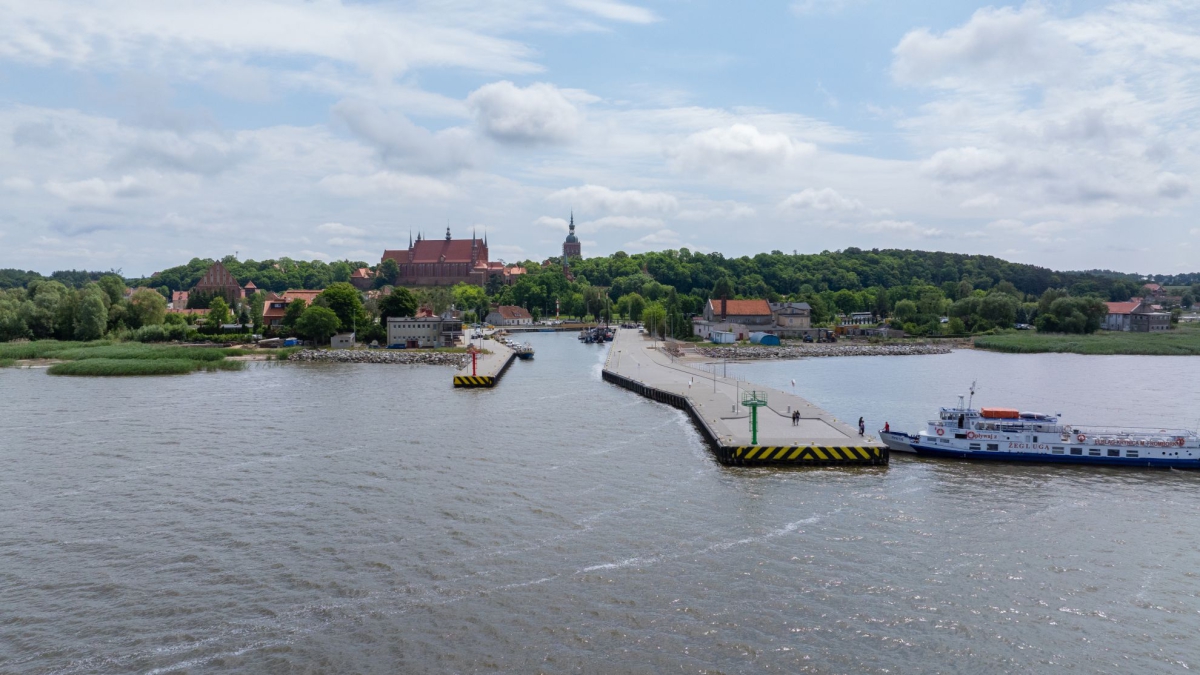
[47,358,244,376]
[975,326,1200,356]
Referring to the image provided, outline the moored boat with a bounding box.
[884,393,1200,468]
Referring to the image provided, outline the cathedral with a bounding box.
[382,227,502,287]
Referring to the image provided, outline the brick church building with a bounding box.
[381,227,502,287]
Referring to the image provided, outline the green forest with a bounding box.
[1,247,1196,345]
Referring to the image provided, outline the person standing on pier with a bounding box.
[858,417,865,436]
[792,410,800,426]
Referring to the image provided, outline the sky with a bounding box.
[0,0,1197,277]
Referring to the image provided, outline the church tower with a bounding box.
[562,212,581,260]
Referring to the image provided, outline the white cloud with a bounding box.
[2,177,35,192]
[779,187,863,212]
[921,147,1010,183]
[333,100,478,173]
[861,220,942,238]
[960,193,1000,209]
[582,215,664,230]
[317,222,366,236]
[318,171,455,200]
[892,5,1079,89]
[548,184,678,214]
[467,81,584,145]
[564,0,657,24]
[0,0,540,78]
[43,175,151,205]
[668,124,814,173]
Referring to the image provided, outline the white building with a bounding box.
[331,332,356,348]
[485,305,533,326]
[387,317,463,348]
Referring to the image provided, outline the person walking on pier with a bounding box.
[792,410,800,426]
[858,417,865,436]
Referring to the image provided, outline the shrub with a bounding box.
[47,358,243,376]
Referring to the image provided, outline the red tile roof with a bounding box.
[1105,299,1143,315]
[707,299,772,316]
[493,305,532,320]
[351,267,371,279]
[383,239,483,264]
[1144,283,1162,291]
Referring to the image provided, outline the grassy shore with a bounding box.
[974,324,1200,355]
[0,340,249,376]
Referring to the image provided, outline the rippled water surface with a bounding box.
[3,335,1200,673]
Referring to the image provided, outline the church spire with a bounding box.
[445,224,451,241]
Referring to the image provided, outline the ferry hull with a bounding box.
[908,442,1200,469]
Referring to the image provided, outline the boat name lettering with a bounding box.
[1008,443,1051,450]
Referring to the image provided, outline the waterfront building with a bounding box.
[486,305,533,326]
[694,298,773,341]
[770,302,811,330]
[387,316,463,348]
[331,332,356,348]
[1104,298,1171,332]
[381,227,500,287]
[262,289,323,328]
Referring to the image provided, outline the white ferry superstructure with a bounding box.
[881,397,1200,469]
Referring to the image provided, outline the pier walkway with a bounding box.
[603,330,886,466]
[454,339,516,388]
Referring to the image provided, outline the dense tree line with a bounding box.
[4,247,1193,343]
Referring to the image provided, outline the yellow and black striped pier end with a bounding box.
[729,445,885,465]
[454,338,517,389]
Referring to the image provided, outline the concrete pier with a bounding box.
[603,330,887,466]
[454,339,516,388]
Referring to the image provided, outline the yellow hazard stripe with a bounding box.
[454,375,495,387]
[733,445,880,463]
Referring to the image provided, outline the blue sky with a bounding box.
[0,0,1196,276]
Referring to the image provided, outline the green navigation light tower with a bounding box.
[741,390,768,445]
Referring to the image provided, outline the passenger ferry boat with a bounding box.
[882,393,1200,468]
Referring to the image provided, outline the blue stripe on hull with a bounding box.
[909,443,1200,469]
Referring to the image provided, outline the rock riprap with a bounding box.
[695,343,951,359]
[289,349,468,366]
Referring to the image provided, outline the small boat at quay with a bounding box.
[882,389,1200,469]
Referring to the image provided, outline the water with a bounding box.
[2,336,1199,673]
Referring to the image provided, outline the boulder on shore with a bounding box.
[695,343,950,359]
[288,349,468,367]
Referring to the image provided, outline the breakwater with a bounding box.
[695,342,950,359]
[287,349,468,366]
[605,330,887,466]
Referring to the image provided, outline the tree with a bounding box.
[375,258,400,288]
[625,292,646,322]
[207,297,231,328]
[711,276,735,300]
[379,287,418,322]
[74,288,108,341]
[979,294,1017,328]
[317,282,366,332]
[451,282,488,320]
[296,305,342,345]
[893,299,918,323]
[642,302,667,338]
[128,287,167,328]
[330,261,352,283]
[97,274,126,305]
[1035,297,1107,334]
[283,298,308,328]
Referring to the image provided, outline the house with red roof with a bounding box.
[262,289,323,328]
[349,267,374,290]
[1104,298,1170,332]
[485,305,533,326]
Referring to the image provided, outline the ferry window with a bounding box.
[1108,449,1120,457]
[1089,449,1101,456]
[1052,447,1064,454]
[1032,436,1038,443]
[1071,447,1082,455]
[987,444,999,451]
[1127,450,1139,458]
[969,443,981,451]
